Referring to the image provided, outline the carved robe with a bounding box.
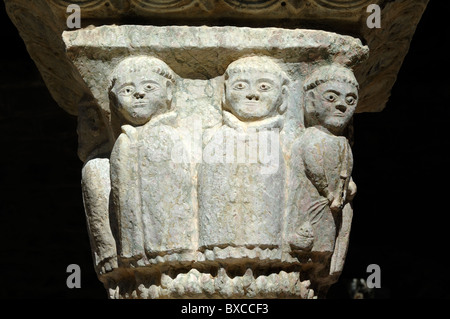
[287,126,353,253]
[198,111,286,250]
[110,112,197,263]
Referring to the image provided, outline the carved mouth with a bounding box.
[133,102,149,107]
[243,101,260,106]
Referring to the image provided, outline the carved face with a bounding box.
[306,80,358,134]
[112,70,172,126]
[224,71,286,121]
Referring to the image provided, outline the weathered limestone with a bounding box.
[3,0,429,299]
[286,65,358,279]
[198,56,288,251]
[109,56,198,266]
[107,268,314,299]
[4,0,429,115]
[62,25,369,163]
[60,25,368,298]
[81,157,117,275]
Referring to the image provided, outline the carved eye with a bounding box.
[323,92,338,102]
[259,83,272,91]
[346,95,357,105]
[144,83,158,92]
[119,86,135,96]
[233,82,247,90]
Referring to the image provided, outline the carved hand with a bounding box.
[346,178,357,202]
[330,196,343,213]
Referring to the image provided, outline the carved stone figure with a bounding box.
[81,157,118,275]
[198,56,289,255]
[287,65,358,268]
[62,24,374,298]
[109,56,197,266]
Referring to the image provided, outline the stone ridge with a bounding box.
[106,268,316,299]
[63,25,369,73]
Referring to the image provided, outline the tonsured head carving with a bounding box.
[223,56,289,122]
[303,65,359,135]
[109,56,176,126]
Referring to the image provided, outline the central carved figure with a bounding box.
[198,56,289,253]
[222,56,289,122]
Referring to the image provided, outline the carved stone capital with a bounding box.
[3,0,429,299]
[63,25,367,298]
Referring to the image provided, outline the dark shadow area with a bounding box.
[328,0,450,299]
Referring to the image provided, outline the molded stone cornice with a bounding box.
[4,0,429,115]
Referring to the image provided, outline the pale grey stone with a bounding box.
[5,0,428,118]
[68,25,365,299]
[198,56,288,252]
[2,0,429,300]
[106,268,317,299]
[160,273,172,289]
[108,56,197,265]
[81,157,117,275]
[286,65,358,282]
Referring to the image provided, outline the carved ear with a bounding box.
[109,89,119,110]
[277,85,289,114]
[303,90,317,127]
[304,90,316,114]
[166,80,174,106]
[222,82,228,110]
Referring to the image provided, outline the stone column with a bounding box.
[4,0,429,299]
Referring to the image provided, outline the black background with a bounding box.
[0,0,449,301]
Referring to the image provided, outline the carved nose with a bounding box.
[134,92,145,99]
[336,103,347,113]
[246,93,259,101]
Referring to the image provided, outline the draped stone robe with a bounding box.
[286,126,353,254]
[110,112,197,264]
[198,111,286,252]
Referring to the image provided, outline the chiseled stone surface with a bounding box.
[60,24,367,298]
[286,65,358,277]
[198,56,288,250]
[62,25,368,162]
[109,56,198,265]
[107,268,316,299]
[4,0,429,115]
[1,0,430,300]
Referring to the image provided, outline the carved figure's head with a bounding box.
[109,56,176,126]
[303,65,358,135]
[223,56,289,122]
